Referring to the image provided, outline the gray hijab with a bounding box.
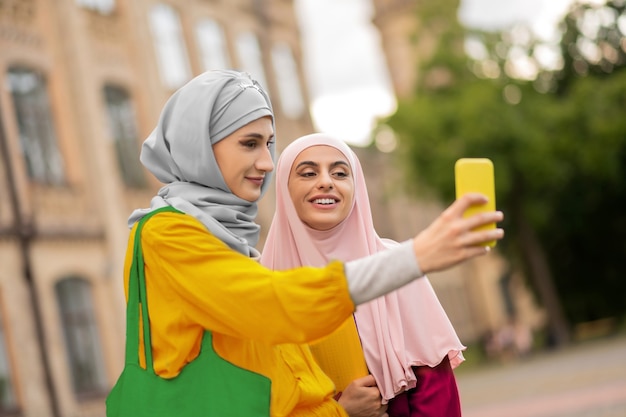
[128,70,275,256]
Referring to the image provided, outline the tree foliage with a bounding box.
[384,0,626,339]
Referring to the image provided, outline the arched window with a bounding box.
[55,277,106,398]
[235,31,268,89]
[196,18,230,71]
[7,67,65,185]
[148,3,192,89]
[271,42,305,119]
[103,85,146,188]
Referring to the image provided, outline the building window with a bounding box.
[235,31,268,89]
[103,85,146,188]
[55,277,107,398]
[0,298,18,413]
[196,18,230,71]
[148,3,192,89]
[75,0,115,14]
[271,42,305,119]
[7,67,65,186]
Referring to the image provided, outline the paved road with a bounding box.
[456,334,626,417]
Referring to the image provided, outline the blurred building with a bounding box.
[0,0,312,415]
[370,0,421,98]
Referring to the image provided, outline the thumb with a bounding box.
[357,374,377,387]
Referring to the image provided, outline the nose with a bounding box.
[256,146,274,173]
[316,172,333,189]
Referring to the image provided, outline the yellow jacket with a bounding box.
[124,210,354,416]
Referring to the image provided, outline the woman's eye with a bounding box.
[242,141,257,149]
[333,171,348,178]
[266,140,275,148]
[299,171,316,177]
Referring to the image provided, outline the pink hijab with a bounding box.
[260,133,465,402]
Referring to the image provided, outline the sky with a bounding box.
[294,0,578,146]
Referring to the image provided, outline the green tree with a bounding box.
[384,0,626,347]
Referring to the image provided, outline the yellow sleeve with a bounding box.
[129,211,355,345]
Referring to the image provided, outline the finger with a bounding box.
[464,211,503,230]
[457,245,492,260]
[376,404,388,417]
[447,193,489,217]
[358,374,377,387]
[464,227,504,245]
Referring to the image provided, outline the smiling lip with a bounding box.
[246,177,265,186]
[309,195,340,206]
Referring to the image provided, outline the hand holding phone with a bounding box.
[454,158,497,247]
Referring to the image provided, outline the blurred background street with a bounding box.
[457,335,626,417]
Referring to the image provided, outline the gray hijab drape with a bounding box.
[128,70,275,256]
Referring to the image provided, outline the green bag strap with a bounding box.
[125,206,182,374]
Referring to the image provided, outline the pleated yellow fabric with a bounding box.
[309,317,369,393]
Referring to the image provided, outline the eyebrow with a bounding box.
[242,132,275,140]
[295,160,350,169]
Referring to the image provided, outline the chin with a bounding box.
[310,221,337,231]
[238,192,260,202]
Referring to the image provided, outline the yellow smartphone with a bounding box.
[454,158,497,247]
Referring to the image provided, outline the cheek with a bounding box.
[344,193,355,216]
[288,181,305,204]
[296,195,315,221]
[343,185,355,206]
[293,195,307,217]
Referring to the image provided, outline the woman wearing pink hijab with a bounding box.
[261,133,466,417]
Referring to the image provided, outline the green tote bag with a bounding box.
[106,206,271,416]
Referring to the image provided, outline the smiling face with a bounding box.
[213,116,275,202]
[287,145,355,231]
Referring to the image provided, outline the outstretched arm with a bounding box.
[345,193,504,305]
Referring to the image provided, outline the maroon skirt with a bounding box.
[387,356,461,417]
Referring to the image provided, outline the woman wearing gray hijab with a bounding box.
[106,70,504,417]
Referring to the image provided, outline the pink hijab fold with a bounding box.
[260,133,465,402]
